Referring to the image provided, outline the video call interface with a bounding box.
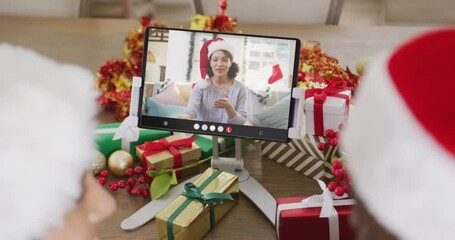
[139,27,300,142]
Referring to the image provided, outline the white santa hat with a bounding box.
[0,44,98,239]
[341,29,455,240]
[199,37,234,79]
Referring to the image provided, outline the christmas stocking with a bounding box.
[268,64,283,84]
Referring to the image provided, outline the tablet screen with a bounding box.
[138,27,300,142]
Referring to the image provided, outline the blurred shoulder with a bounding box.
[194,78,210,90]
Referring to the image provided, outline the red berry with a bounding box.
[125,168,134,177]
[110,183,119,191]
[329,138,338,147]
[328,181,339,191]
[100,170,109,178]
[127,177,136,187]
[345,175,352,185]
[332,160,343,170]
[325,129,335,138]
[317,143,327,151]
[97,177,107,186]
[138,176,147,184]
[134,166,144,175]
[141,189,150,198]
[131,188,141,196]
[126,186,133,194]
[338,123,344,131]
[334,186,345,196]
[145,176,153,184]
[108,181,116,186]
[334,168,345,180]
[147,165,156,171]
[343,184,350,193]
[118,180,127,189]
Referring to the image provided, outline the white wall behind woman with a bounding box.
[165,30,191,82]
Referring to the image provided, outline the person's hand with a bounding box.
[213,91,233,110]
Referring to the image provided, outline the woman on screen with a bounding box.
[180,38,247,124]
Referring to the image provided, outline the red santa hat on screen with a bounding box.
[341,29,455,240]
[199,37,234,79]
[0,44,98,239]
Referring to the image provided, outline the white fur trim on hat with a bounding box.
[342,49,455,240]
[207,40,234,58]
[0,44,98,240]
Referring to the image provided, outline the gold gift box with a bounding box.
[136,133,202,177]
[156,168,239,240]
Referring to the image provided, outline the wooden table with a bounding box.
[0,16,433,240]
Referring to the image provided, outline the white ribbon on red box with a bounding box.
[276,180,356,240]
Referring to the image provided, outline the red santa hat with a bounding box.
[0,44,98,239]
[199,37,234,79]
[341,29,455,240]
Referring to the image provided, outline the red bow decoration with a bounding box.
[200,37,224,79]
[138,136,197,178]
[305,78,351,136]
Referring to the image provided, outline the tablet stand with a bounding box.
[120,77,305,231]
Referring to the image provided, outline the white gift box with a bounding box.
[304,90,351,136]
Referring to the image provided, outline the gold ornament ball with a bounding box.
[93,151,107,175]
[108,150,134,177]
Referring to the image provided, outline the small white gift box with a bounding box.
[304,90,351,136]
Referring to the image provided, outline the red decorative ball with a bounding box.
[131,188,141,196]
[118,180,127,189]
[334,186,345,196]
[329,138,338,147]
[343,184,350,193]
[317,143,327,151]
[141,189,150,198]
[100,170,109,178]
[332,160,343,170]
[126,186,133,194]
[138,176,147,184]
[325,129,335,138]
[127,177,136,187]
[125,168,134,177]
[334,168,345,180]
[134,166,144,175]
[97,177,107,186]
[110,183,119,191]
[328,181,339,191]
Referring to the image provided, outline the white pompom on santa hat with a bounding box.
[342,29,455,240]
[0,44,98,239]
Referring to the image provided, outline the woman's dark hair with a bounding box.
[206,50,239,79]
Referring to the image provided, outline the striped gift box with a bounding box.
[261,140,335,182]
[289,134,340,162]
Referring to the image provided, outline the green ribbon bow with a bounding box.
[166,170,234,240]
[181,182,234,229]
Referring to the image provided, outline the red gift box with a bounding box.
[276,196,355,240]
